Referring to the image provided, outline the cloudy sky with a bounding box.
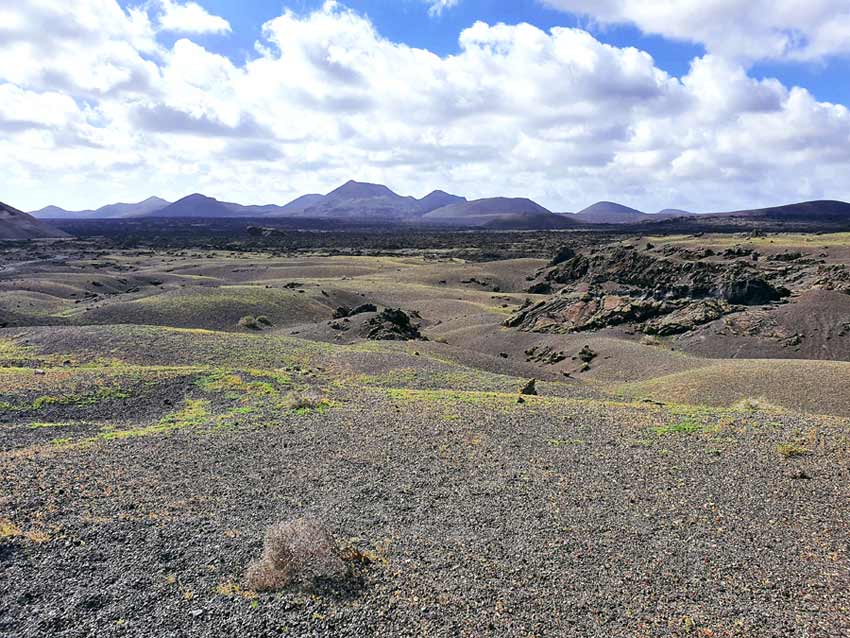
[4,0,850,213]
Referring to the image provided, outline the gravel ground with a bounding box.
[2,387,848,637]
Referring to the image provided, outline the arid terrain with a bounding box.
[2,227,849,637]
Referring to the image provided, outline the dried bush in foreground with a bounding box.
[246,518,349,591]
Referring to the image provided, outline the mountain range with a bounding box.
[33,196,170,220]
[23,181,850,230]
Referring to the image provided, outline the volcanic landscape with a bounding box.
[1,208,849,637]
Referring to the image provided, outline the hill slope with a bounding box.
[710,200,850,221]
[145,194,241,218]
[0,201,70,239]
[422,197,576,228]
[573,201,646,224]
[654,208,696,220]
[417,190,467,213]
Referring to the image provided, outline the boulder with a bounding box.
[520,379,537,395]
[363,308,424,341]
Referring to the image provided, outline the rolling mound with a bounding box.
[76,285,335,331]
[0,202,70,239]
[619,358,850,416]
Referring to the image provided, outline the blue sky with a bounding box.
[4,0,850,212]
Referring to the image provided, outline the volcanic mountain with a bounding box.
[0,201,71,239]
[145,194,246,218]
[280,181,465,220]
[422,197,577,229]
[573,201,647,224]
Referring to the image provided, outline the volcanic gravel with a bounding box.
[2,389,848,637]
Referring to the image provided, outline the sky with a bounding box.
[3,0,850,213]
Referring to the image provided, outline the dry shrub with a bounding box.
[246,517,349,592]
[284,392,327,411]
[238,315,261,330]
[732,396,783,412]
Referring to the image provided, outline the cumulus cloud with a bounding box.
[0,0,159,96]
[157,0,231,35]
[1,0,850,213]
[541,0,850,63]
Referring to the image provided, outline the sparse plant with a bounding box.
[238,315,261,330]
[732,397,782,412]
[0,519,22,539]
[777,442,810,459]
[245,517,350,592]
[256,315,272,327]
[283,392,329,412]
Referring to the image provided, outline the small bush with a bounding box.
[238,315,261,330]
[777,442,809,459]
[256,315,273,327]
[284,392,328,412]
[245,517,349,592]
[732,397,782,412]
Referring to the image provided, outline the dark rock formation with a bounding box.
[520,379,537,395]
[333,303,378,319]
[643,300,733,336]
[363,309,424,341]
[508,245,788,335]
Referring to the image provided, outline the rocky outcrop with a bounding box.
[506,292,672,333]
[510,245,788,335]
[363,309,424,341]
[333,303,377,319]
[538,246,783,304]
[643,300,733,336]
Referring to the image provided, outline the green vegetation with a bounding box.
[653,419,704,435]
[777,442,810,459]
[0,385,132,413]
[93,399,211,442]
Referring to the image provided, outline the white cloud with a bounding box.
[1,0,850,213]
[0,0,159,96]
[157,0,231,35]
[541,0,850,63]
[427,0,460,17]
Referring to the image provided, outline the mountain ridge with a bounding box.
[32,197,170,219]
[27,188,850,229]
